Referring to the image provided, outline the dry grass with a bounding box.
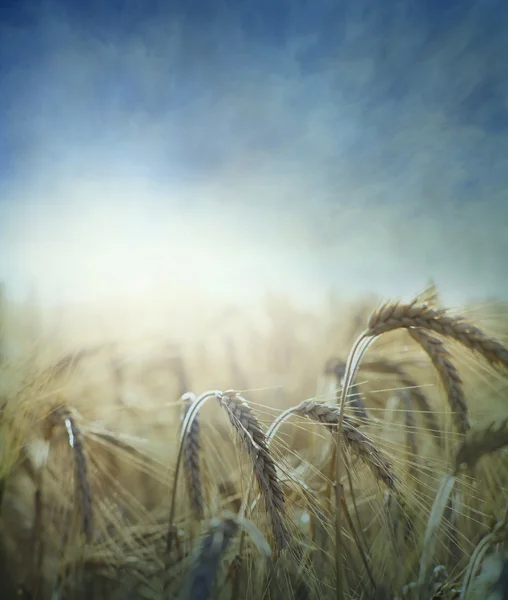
[0,287,508,599]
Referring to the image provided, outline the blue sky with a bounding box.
[0,0,507,308]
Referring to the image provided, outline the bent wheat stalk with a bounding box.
[337,301,508,501]
[324,358,369,419]
[166,390,222,558]
[333,298,508,600]
[300,400,397,490]
[266,399,396,599]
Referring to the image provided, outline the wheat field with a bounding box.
[0,283,507,600]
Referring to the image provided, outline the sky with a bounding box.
[0,0,507,310]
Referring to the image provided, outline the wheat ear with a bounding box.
[181,393,204,520]
[166,390,221,560]
[217,391,289,554]
[49,406,93,543]
[167,390,288,561]
[265,397,396,600]
[292,400,397,490]
[408,329,470,434]
[366,301,508,370]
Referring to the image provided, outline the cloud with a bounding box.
[0,0,507,308]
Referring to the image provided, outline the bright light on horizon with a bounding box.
[0,176,324,309]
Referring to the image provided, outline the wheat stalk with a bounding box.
[333,298,508,600]
[324,358,369,419]
[418,473,457,599]
[400,375,442,446]
[32,477,45,600]
[292,400,397,490]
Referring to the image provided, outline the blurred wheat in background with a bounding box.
[1,283,508,599]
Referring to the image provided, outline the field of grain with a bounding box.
[1,284,507,600]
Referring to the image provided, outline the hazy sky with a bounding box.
[0,0,507,308]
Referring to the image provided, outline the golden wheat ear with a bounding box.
[181,393,204,521]
[217,391,290,554]
[292,400,398,491]
[344,301,508,440]
[366,301,508,370]
[46,406,93,544]
[408,329,470,434]
[167,389,288,566]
